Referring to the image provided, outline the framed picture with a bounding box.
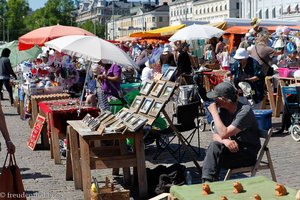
[119,111,133,122]
[104,120,126,133]
[123,114,139,127]
[115,108,129,120]
[82,113,92,124]
[129,96,145,113]
[148,99,165,117]
[127,115,148,132]
[98,110,112,122]
[160,82,176,100]
[140,80,155,96]
[139,97,154,114]
[150,80,165,97]
[161,66,177,81]
[88,117,101,131]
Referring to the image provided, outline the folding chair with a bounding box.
[224,129,277,182]
[153,101,201,161]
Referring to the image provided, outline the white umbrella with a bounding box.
[169,24,225,42]
[44,35,137,68]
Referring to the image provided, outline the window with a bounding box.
[256,9,262,18]
[225,4,227,10]
[272,7,276,18]
[199,9,202,14]
[211,7,213,12]
[196,10,198,15]
[236,2,239,9]
[152,17,155,22]
[265,8,269,19]
[190,8,192,13]
[220,5,222,11]
[207,7,209,13]
[216,6,218,11]
[159,17,163,22]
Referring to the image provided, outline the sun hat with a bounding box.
[163,47,169,52]
[233,48,249,60]
[206,82,237,102]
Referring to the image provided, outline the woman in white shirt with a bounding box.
[141,60,154,84]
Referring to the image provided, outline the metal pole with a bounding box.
[2,18,4,42]
[112,1,114,40]
[93,20,96,35]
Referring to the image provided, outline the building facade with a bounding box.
[240,0,300,21]
[169,0,240,25]
[106,3,169,39]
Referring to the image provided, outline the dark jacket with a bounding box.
[0,57,16,80]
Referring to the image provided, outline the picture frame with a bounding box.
[159,82,176,100]
[161,66,177,81]
[98,110,113,121]
[139,97,154,114]
[115,108,129,120]
[127,115,148,132]
[148,99,165,117]
[150,80,165,97]
[129,96,145,113]
[123,114,139,128]
[104,120,126,133]
[119,111,133,122]
[140,80,155,96]
[88,117,101,131]
[82,113,92,124]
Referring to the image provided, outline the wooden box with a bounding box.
[90,187,130,200]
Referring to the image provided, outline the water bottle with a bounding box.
[185,171,192,185]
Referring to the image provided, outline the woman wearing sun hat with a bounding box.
[225,48,265,109]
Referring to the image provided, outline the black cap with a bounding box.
[206,82,237,102]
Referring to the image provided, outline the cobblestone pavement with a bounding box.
[0,96,300,200]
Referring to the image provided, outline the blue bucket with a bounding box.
[253,109,273,130]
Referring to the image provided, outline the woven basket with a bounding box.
[204,62,221,70]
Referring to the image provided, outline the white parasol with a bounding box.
[169,24,225,42]
[44,35,137,68]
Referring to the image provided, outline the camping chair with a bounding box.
[224,128,277,182]
[153,101,201,161]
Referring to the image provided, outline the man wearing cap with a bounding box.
[225,48,265,108]
[201,82,261,182]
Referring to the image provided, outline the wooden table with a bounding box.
[169,176,298,200]
[265,76,298,117]
[38,99,99,164]
[66,120,148,200]
[29,93,70,128]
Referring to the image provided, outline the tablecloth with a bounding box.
[38,99,99,136]
[170,176,298,200]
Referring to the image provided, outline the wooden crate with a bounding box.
[90,187,130,200]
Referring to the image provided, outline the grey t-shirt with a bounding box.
[219,102,261,157]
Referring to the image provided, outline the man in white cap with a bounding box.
[202,81,261,182]
[225,48,265,109]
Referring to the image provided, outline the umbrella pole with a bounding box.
[77,61,91,116]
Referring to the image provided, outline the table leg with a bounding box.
[275,80,285,117]
[69,126,82,190]
[49,114,62,164]
[134,132,148,198]
[79,136,91,200]
[66,126,73,181]
[119,138,131,184]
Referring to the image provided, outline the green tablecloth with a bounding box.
[170,176,298,200]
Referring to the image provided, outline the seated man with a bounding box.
[201,82,261,182]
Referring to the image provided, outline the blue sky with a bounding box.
[28,0,47,10]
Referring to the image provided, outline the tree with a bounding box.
[79,20,106,38]
[6,0,29,41]
[0,0,7,41]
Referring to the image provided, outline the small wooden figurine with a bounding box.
[275,183,288,196]
[295,189,300,200]
[220,195,228,200]
[202,183,211,195]
[233,181,244,193]
[254,193,261,200]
